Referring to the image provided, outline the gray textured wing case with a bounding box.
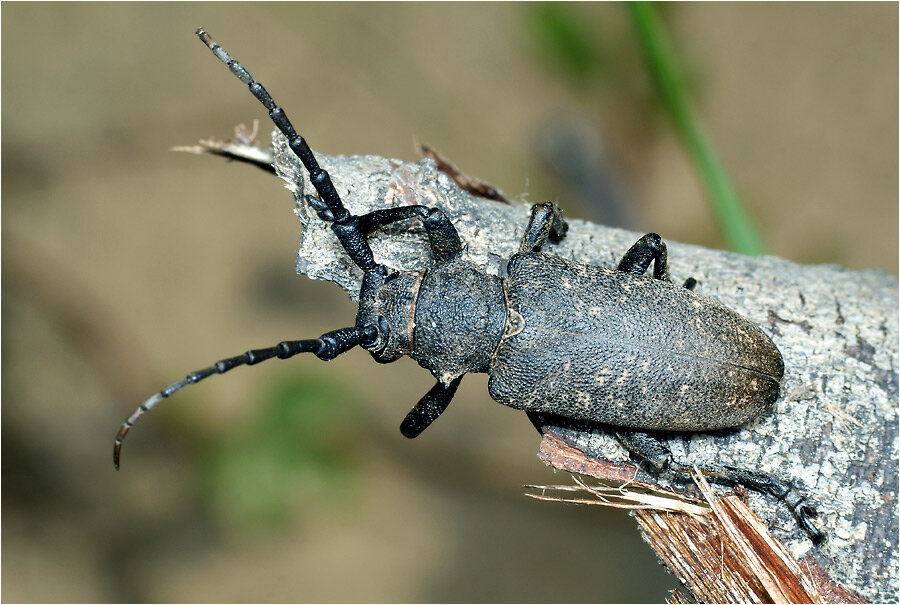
[487,253,783,431]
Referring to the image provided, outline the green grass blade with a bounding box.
[628,1,766,255]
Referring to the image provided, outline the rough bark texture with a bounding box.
[537,435,870,604]
[195,132,899,603]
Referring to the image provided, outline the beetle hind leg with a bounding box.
[615,430,824,542]
[617,233,670,281]
[618,234,700,289]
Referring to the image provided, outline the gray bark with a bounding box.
[202,133,899,603]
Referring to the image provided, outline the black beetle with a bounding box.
[114,28,822,542]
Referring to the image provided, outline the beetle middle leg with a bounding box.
[615,429,824,542]
[519,202,569,253]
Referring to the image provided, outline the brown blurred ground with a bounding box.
[2,3,896,603]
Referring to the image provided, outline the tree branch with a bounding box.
[189,132,898,603]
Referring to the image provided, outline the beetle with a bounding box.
[114,28,822,542]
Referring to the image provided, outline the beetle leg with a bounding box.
[681,463,825,544]
[615,429,825,542]
[617,233,670,281]
[519,202,569,253]
[614,429,672,469]
[356,206,463,263]
[399,376,463,438]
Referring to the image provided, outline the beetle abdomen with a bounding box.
[488,253,784,431]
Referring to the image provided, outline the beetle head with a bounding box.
[355,267,421,363]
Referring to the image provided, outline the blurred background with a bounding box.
[3,3,896,602]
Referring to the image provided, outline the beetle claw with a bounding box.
[795,502,825,543]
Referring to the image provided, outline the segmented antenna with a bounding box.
[195,28,347,220]
[195,27,379,272]
[114,327,371,469]
[113,29,393,469]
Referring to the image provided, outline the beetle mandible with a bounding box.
[114,28,823,542]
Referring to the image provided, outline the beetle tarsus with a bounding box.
[615,429,825,542]
[794,503,825,543]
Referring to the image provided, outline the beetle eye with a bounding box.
[359,323,379,347]
[384,270,400,284]
[360,316,390,351]
[377,315,391,336]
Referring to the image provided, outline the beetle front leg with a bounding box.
[519,202,569,253]
[399,376,463,438]
[347,205,463,263]
[617,233,670,281]
[615,430,824,542]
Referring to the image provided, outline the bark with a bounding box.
[536,435,871,604]
[188,132,898,603]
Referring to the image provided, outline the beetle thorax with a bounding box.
[409,260,506,384]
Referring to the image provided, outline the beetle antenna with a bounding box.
[196,27,380,273]
[113,325,375,469]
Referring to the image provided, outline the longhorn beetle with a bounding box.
[114,28,823,542]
